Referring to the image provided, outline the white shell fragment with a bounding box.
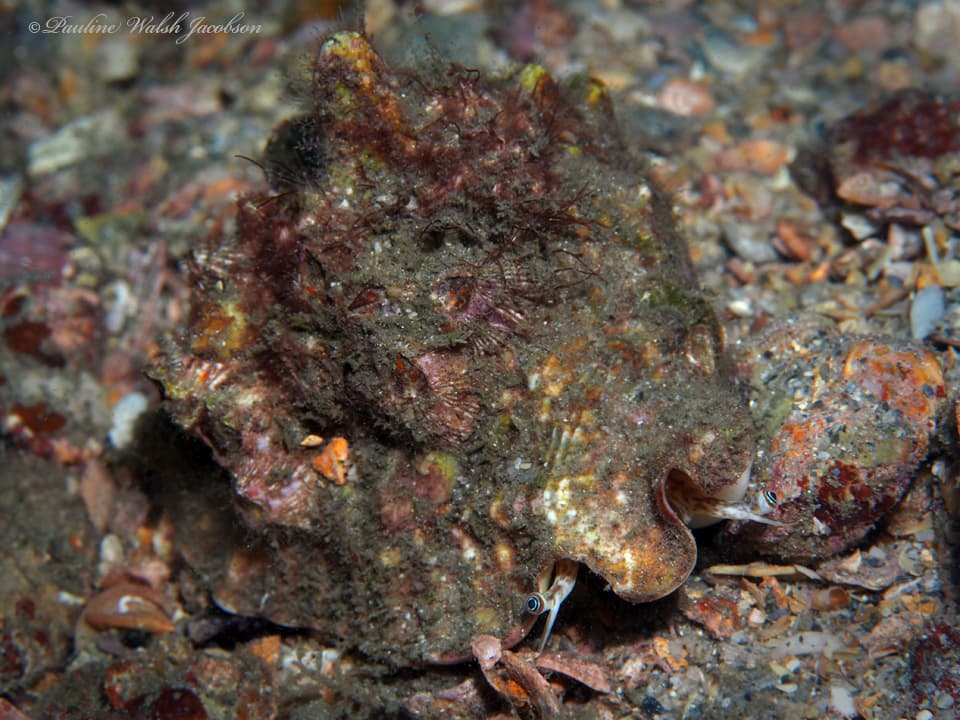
[828,682,858,718]
[910,285,945,340]
[840,212,878,241]
[108,391,149,449]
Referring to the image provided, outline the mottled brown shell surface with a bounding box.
[723,318,947,561]
[150,31,756,663]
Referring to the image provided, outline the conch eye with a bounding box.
[759,489,778,513]
[525,593,546,615]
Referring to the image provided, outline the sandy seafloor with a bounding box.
[1,0,959,718]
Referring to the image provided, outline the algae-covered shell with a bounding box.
[723,318,947,561]
[150,31,756,663]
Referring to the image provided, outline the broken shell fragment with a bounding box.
[809,586,850,611]
[80,582,175,634]
[311,436,352,485]
[471,635,560,718]
[534,652,612,694]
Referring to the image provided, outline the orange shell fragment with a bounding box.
[81,582,175,634]
[312,436,352,485]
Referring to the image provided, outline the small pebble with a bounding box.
[99,533,125,569]
[914,2,960,62]
[27,110,123,177]
[835,172,903,206]
[810,586,849,611]
[0,221,74,283]
[702,30,770,76]
[727,297,755,318]
[783,12,826,52]
[422,0,482,16]
[898,544,926,576]
[876,60,913,91]
[834,15,891,54]
[934,260,960,288]
[96,38,140,83]
[840,212,878,241]
[722,222,779,264]
[102,279,133,334]
[775,219,815,262]
[658,78,715,116]
[716,139,792,176]
[0,174,23,234]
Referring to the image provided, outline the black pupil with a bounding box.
[526,596,540,612]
